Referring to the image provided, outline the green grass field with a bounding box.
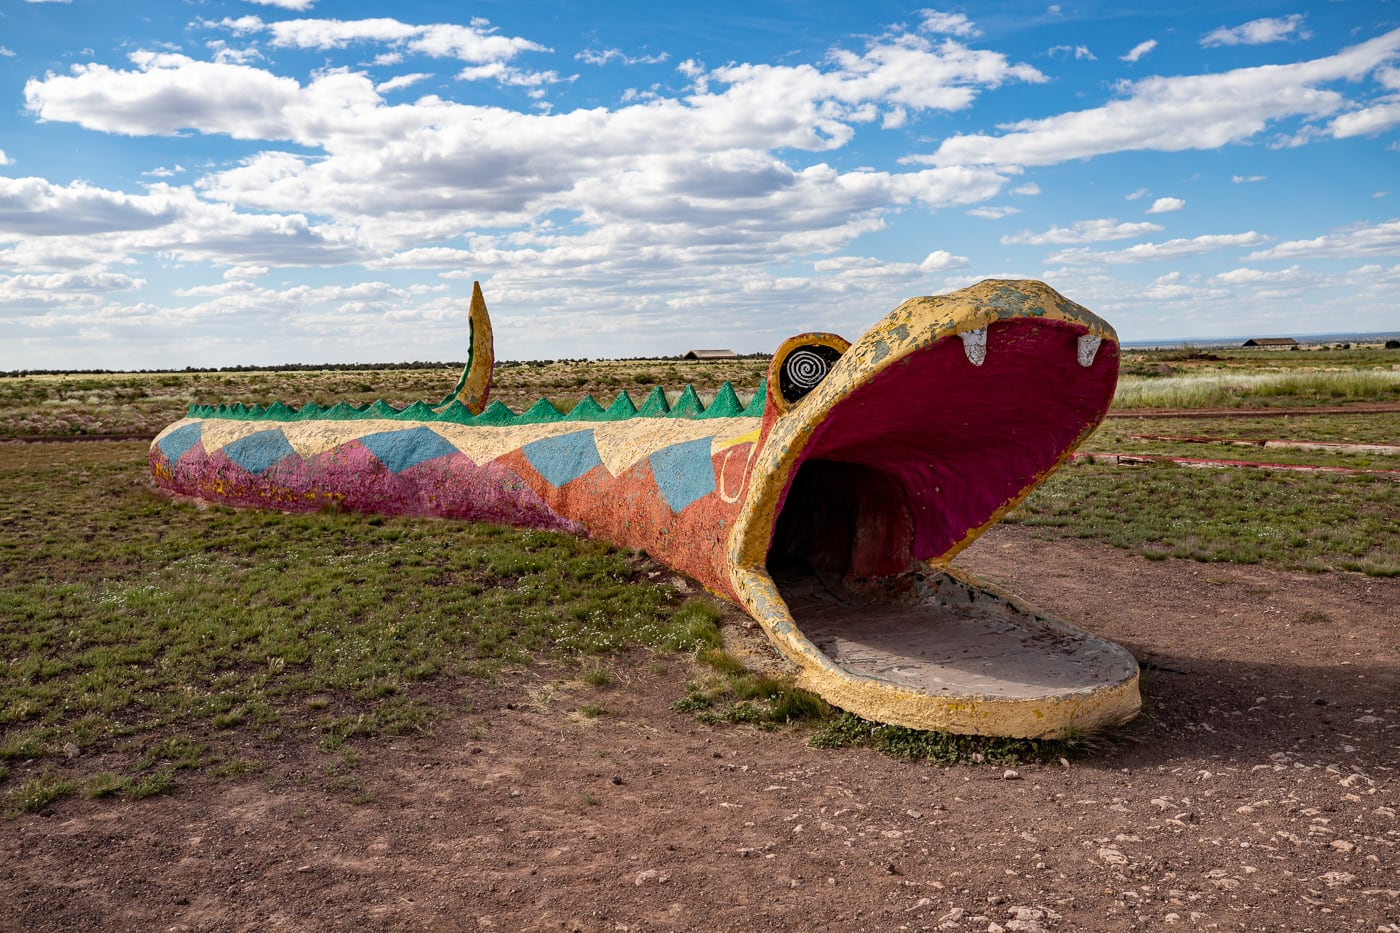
[2,351,1397,811]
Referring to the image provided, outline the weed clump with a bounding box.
[809,712,1085,766]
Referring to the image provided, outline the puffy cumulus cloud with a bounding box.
[0,176,179,235]
[0,271,145,305]
[0,176,366,271]
[25,53,306,139]
[1330,98,1400,138]
[226,16,547,64]
[1147,197,1185,214]
[919,11,980,38]
[21,26,1026,267]
[29,24,1036,222]
[1202,15,1311,48]
[1002,218,1164,245]
[1048,231,1271,265]
[1211,264,1322,297]
[1245,219,1400,260]
[922,27,1400,168]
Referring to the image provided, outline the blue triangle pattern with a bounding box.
[649,436,716,514]
[223,428,297,477]
[157,422,203,464]
[522,430,602,488]
[359,426,460,474]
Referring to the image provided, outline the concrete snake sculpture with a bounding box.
[151,279,1140,738]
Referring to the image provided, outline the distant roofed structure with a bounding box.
[1242,337,1298,348]
[683,349,739,360]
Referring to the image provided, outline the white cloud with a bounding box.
[1330,98,1400,138]
[1203,15,1311,48]
[919,250,967,271]
[967,206,1019,219]
[247,0,317,9]
[1212,264,1316,288]
[920,12,980,38]
[576,48,669,67]
[921,28,1400,168]
[0,176,367,272]
[0,272,145,302]
[1245,219,1400,260]
[1147,196,1185,214]
[0,47,15,58]
[1121,40,1156,63]
[1232,175,1265,183]
[1048,231,1271,264]
[1049,45,1096,61]
[0,176,179,234]
[1001,218,1164,245]
[1126,188,1150,201]
[260,18,544,62]
[376,73,432,94]
[25,53,308,140]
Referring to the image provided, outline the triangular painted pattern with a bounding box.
[648,436,717,514]
[521,429,603,488]
[157,421,203,464]
[223,428,298,477]
[359,425,461,474]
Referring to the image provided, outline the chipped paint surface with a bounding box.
[151,278,1140,738]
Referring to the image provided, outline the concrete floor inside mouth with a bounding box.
[774,567,1139,699]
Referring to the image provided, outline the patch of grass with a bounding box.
[809,712,1084,765]
[674,648,830,727]
[127,770,176,800]
[1096,412,1400,448]
[82,772,129,799]
[9,774,79,813]
[581,663,612,687]
[1006,460,1399,577]
[0,442,740,807]
[1114,368,1400,409]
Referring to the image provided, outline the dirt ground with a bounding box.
[2,525,1397,932]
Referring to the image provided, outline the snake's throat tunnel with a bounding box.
[772,316,1119,574]
[737,314,1142,737]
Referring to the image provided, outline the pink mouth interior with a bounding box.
[767,318,1117,580]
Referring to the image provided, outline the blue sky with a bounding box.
[1,0,1397,369]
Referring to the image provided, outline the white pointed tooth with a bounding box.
[1077,334,1102,368]
[960,327,988,366]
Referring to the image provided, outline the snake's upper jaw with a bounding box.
[732,279,1120,579]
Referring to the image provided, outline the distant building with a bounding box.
[683,349,739,360]
[1242,337,1298,348]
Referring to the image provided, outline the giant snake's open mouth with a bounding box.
[728,281,1141,737]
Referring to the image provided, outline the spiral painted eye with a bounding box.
[778,342,845,405]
